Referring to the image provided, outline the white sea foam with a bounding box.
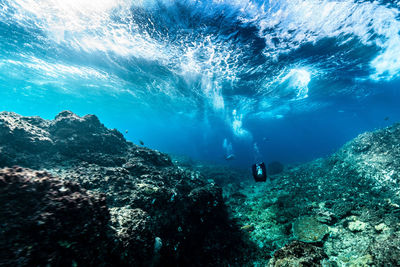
[231,109,252,139]
[1,0,170,62]
[0,0,399,119]
[188,0,400,80]
[250,0,400,80]
[278,68,311,100]
[0,56,134,96]
[0,0,247,112]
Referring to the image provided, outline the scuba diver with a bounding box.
[252,142,267,182]
[252,162,267,182]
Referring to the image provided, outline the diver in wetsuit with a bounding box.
[252,162,267,182]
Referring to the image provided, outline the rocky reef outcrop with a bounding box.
[329,123,400,198]
[0,111,127,167]
[0,111,251,266]
[268,241,327,266]
[224,123,400,266]
[0,167,111,267]
[5,110,399,266]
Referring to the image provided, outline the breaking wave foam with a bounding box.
[0,0,399,138]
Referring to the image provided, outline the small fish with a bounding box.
[225,154,235,160]
[384,117,390,121]
[240,225,255,232]
[263,137,269,142]
[125,130,128,134]
[139,140,144,146]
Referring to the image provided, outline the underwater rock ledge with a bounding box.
[0,111,252,266]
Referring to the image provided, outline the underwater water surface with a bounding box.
[1,0,400,166]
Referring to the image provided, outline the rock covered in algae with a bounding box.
[211,121,400,266]
[330,122,400,195]
[268,241,327,266]
[109,206,155,265]
[50,110,128,157]
[223,122,400,265]
[368,233,400,266]
[0,110,252,266]
[0,166,111,267]
[0,110,128,167]
[292,216,329,243]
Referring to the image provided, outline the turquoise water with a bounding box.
[1,0,400,166]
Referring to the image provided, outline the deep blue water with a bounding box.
[1,0,400,167]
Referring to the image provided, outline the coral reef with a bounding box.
[0,111,252,266]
